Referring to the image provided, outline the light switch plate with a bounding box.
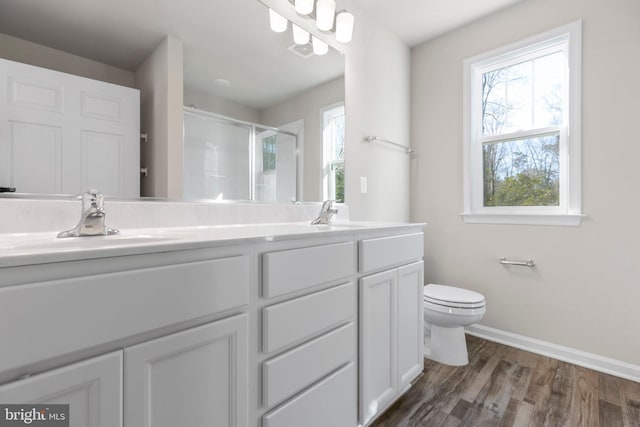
[360,177,367,194]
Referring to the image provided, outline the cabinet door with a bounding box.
[0,57,140,197]
[359,269,397,425]
[397,261,424,390]
[0,351,123,427]
[124,314,248,427]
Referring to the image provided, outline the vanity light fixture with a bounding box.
[292,24,311,45]
[269,8,288,32]
[315,0,336,31]
[295,0,314,15]
[312,36,328,55]
[266,0,355,55]
[335,10,354,43]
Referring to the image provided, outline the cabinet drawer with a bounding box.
[263,322,355,409]
[0,255,249,373]
[263,282,354,353]
[263,362,356,427]
[358,233,423,273]
[263,241,354,298]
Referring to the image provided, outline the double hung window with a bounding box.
[462,21,583,226]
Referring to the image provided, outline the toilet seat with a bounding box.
[424,284,485,309]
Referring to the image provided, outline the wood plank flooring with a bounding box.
[371,335,640,427]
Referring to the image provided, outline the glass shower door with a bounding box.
[254,127,297,203]
[183,111,251,200]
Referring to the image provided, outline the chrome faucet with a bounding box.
[311,200,338,225]
[57,190,120,238]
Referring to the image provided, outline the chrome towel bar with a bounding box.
[364,136,414,154]
[499,257,536,268]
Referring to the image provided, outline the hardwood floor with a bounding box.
[372,335,640,427]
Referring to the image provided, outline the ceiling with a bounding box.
[354,0,525,46]
[0,0,523,109]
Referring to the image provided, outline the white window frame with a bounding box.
[462,20,584,226]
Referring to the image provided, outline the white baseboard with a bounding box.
[465,324,640,383]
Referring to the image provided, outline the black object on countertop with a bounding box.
[0,187,16,193]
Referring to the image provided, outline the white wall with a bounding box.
[0,33,134,87]
[343,1,411,222]
[260,77,344,202]
[135,36,184,199]
[183,87,260,124]
[411,0,640,364]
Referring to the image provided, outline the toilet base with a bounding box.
[427,325,469,366]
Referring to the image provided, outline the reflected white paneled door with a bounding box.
[0,57,140,197]
[124,314,249,427]
[0,351,123,427]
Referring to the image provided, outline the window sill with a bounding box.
[461,213,585,226]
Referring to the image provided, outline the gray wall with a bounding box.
[135,36,184,199]
[0,33,134,87]
[411,0,640,364]
[343,0,411,222]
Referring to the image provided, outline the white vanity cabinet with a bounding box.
[124,314,248,427]
[0,351,123,427]
[358,232,425,426]
[0,245,252,427]
[0,223,425,427]
[259,239,358,427]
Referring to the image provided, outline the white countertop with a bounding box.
[0,221,425,268]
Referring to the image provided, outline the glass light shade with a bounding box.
[292,24,310,45]
[295,0,314,15]
[315,0,336,31]
[335,11,354,43]
[269,9,288,33]
[312,36,329,55]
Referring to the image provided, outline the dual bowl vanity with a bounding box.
[0,219,424,427]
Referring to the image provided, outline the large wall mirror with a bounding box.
[0,0,345,203]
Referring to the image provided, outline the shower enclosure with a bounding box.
[183,108,298,202]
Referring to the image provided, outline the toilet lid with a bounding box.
[424,284,485,309]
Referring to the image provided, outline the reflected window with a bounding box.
[262,134,277,172]
[322,103,345,202]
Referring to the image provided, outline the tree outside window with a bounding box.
[322,103,345,202]
[481,52,563,207]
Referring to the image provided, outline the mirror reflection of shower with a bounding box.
[183,108,298,202]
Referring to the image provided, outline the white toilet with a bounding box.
[423,284,486,366]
